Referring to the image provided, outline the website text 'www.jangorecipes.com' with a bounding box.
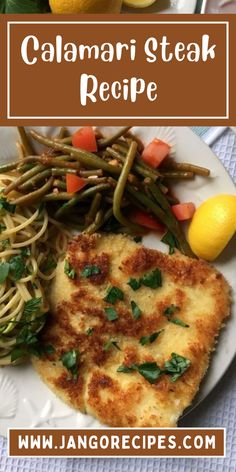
[8,428,225,458]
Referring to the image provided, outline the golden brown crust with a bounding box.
[32,233,231,427]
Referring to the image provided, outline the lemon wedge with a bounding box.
[123,0,156,8]
[49,0,122,13]
[188,194,236,261]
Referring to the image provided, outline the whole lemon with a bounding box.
[49,0,122,13]
[188,194,236,261]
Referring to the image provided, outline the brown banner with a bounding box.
[0,14,235,125]
[9,428,225,457]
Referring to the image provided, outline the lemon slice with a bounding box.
[123,0,156,8]
[188,194,236,261]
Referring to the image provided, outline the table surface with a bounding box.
[0,127,236,471]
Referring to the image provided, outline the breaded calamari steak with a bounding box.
[32,233,231,427]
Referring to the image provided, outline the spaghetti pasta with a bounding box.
[0,172,69,365]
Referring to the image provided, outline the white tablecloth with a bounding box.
[0,127,236,471]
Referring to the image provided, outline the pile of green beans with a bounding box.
[0,127,211,258]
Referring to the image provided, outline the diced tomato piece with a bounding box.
[130,210,165,232]
[66,174,86,194]
[141,139,171,168]
[72,127,97,152]
[172,203,196,221]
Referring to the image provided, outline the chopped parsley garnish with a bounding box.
[8,255,26,281]
[133,236,142,243]
[0,223,6,233]
[0,197,16,215]
[117,353,191,384]
[104,286,124,304]
[117,362,163,384]
[141,269,162,289]
[86,327,94,336]
[104,340,121,352]
[61,349,79,380]
[164,305,180,317]
[139,330,164,346]
[10,320,45,362]
[0,254,29,284]
[136,362,163,384]
[161,231,179,255]
[22,298,42,319]
[11,334,54,363]
[128,269,162,291]
[64,260,76,279]
[164,305,189,328]
[0,262,10,284]
[21,247,31,257]
[11,348,26,362]
[127,278,141,291]
[1,239,10,249]
[105,307,118,321]
[171,318,189,328]
[117,365,134,374]
[81,265,101,278]
[41,254,56,273]
[164,353,191,382]
[16,327,38,347]
[131,300,142,320]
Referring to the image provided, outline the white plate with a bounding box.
[123,0,197,14]
[0,126,235,436]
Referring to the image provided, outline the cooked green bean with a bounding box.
[112,143,161,177]
[18,163,35,173]
[127,184,194,258]
[162,162,210,177]
[55,183,111,219]
[161,171,194,179]
[143,178,168,194]
[30,130,121,176]
[19,169,52,191]
[56,127,68,140]
[149,181,174,217]
[125,134,145,153]
[16,142,25,160]
[44,192,74,201]
[79,169,103,177]
[97,127,132,149]
[84,177,108,185]
[85,193,102,226]
[4,164,45,195]
[51,168,77,177]
[17,127,35,156]
[106,147,159,182]
[53,180,67,191]
[148,182,195,257]
[12,177,53,206]
[55,136,72,144]
[54,175,107,186]
[19,156,81,170]
[103,207,114,223]
[166,194,180,205]
[0,161,20,173]
[113,141,145,234]
[84,208,105,235]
